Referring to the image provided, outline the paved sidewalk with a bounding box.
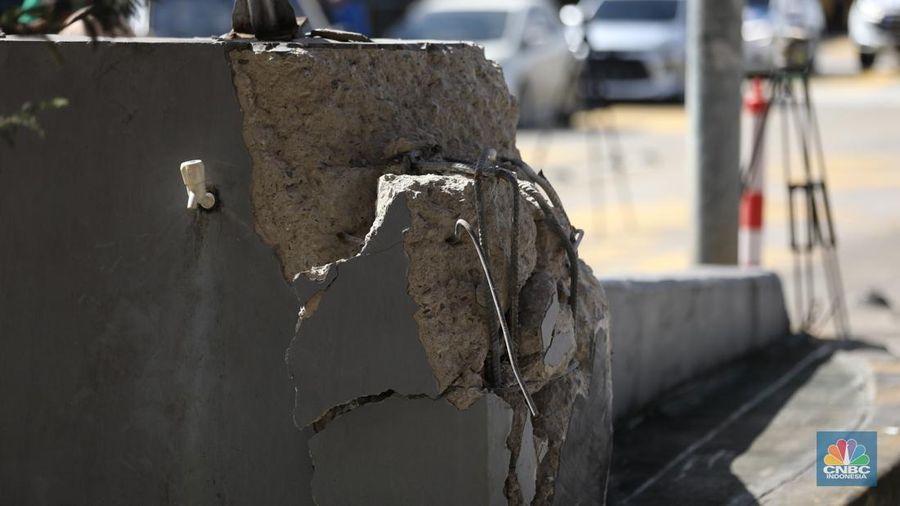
[608,335,900,505]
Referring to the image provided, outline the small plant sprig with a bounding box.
[0,97,69,147]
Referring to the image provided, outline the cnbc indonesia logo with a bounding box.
[817,432,877,487]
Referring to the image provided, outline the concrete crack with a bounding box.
[309,389,448,433]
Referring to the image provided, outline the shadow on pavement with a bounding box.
[608,335,885,505]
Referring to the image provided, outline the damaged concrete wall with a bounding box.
[281,173,610,504]
[0,37,612,505]
[229,41,613,504]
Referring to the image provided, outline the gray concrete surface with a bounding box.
[287,195,440,428]
[602,267,790,418]
[0,39,312,505]
[308,394,517,505]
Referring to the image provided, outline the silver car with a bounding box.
[392,0,579,126]
[743,0,825,75]
[849,0,900,69]
[579,0,687,102]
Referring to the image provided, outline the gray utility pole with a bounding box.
[687,0,744,265]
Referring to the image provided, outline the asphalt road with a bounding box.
[517,37,900,342]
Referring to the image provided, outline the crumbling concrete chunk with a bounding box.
[285,171,609,505]
[518,271,558,358]
[552,264,613,506]
[531,373,582,505]
[227,39,611,505]
[381,174,537,408]
[228,44,519,280]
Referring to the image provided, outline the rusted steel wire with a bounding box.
[403,150,584,409]
[455,218,538,417]
[473,149,502,386]
[495,168,520,368]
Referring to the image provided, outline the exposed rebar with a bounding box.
[454,219,538,417]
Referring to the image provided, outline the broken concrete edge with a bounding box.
[221,39,609,504]
[287,181,412,289]
[287,174,531,399]
[285,173,607,503]
[283,180,494,429]
[0,36,610,505]
[285,191,448,430]
[286,172,603,504]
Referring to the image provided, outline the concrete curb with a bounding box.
[601,266,790,419]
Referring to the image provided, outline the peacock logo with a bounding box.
[818,431,876,487]
[823,438,870,466]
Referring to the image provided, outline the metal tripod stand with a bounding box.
[744,70,851,338]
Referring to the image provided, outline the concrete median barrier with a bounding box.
[0,36,611,505]
[602,267,791,419]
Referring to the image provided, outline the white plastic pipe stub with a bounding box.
[179,159,216,210]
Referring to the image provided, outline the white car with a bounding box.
[577,0,687,102]
[391,0,578,126]
[849,0,900,69]
[743,0,825,75]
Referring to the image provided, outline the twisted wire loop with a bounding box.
[455,218,538,417]
[401,147,585,416]
[500,164,593,402]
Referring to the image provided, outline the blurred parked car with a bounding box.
[743,0,825,75]
[849,0,900,70]
[149,0,234,37]
[147,0,328,37]
[391,0,578,126]
[575,0,687,102]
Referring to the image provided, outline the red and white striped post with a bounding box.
[740,78,767,266]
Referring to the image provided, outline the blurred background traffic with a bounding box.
[3,0,900,338]
[4,2,893,100]
[2,1,896,114]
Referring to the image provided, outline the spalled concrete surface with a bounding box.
[602,267,790,419]
[553,276,613,506]
[228,42,519,280]
[381,174,538,409]
[290,172,611,504]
